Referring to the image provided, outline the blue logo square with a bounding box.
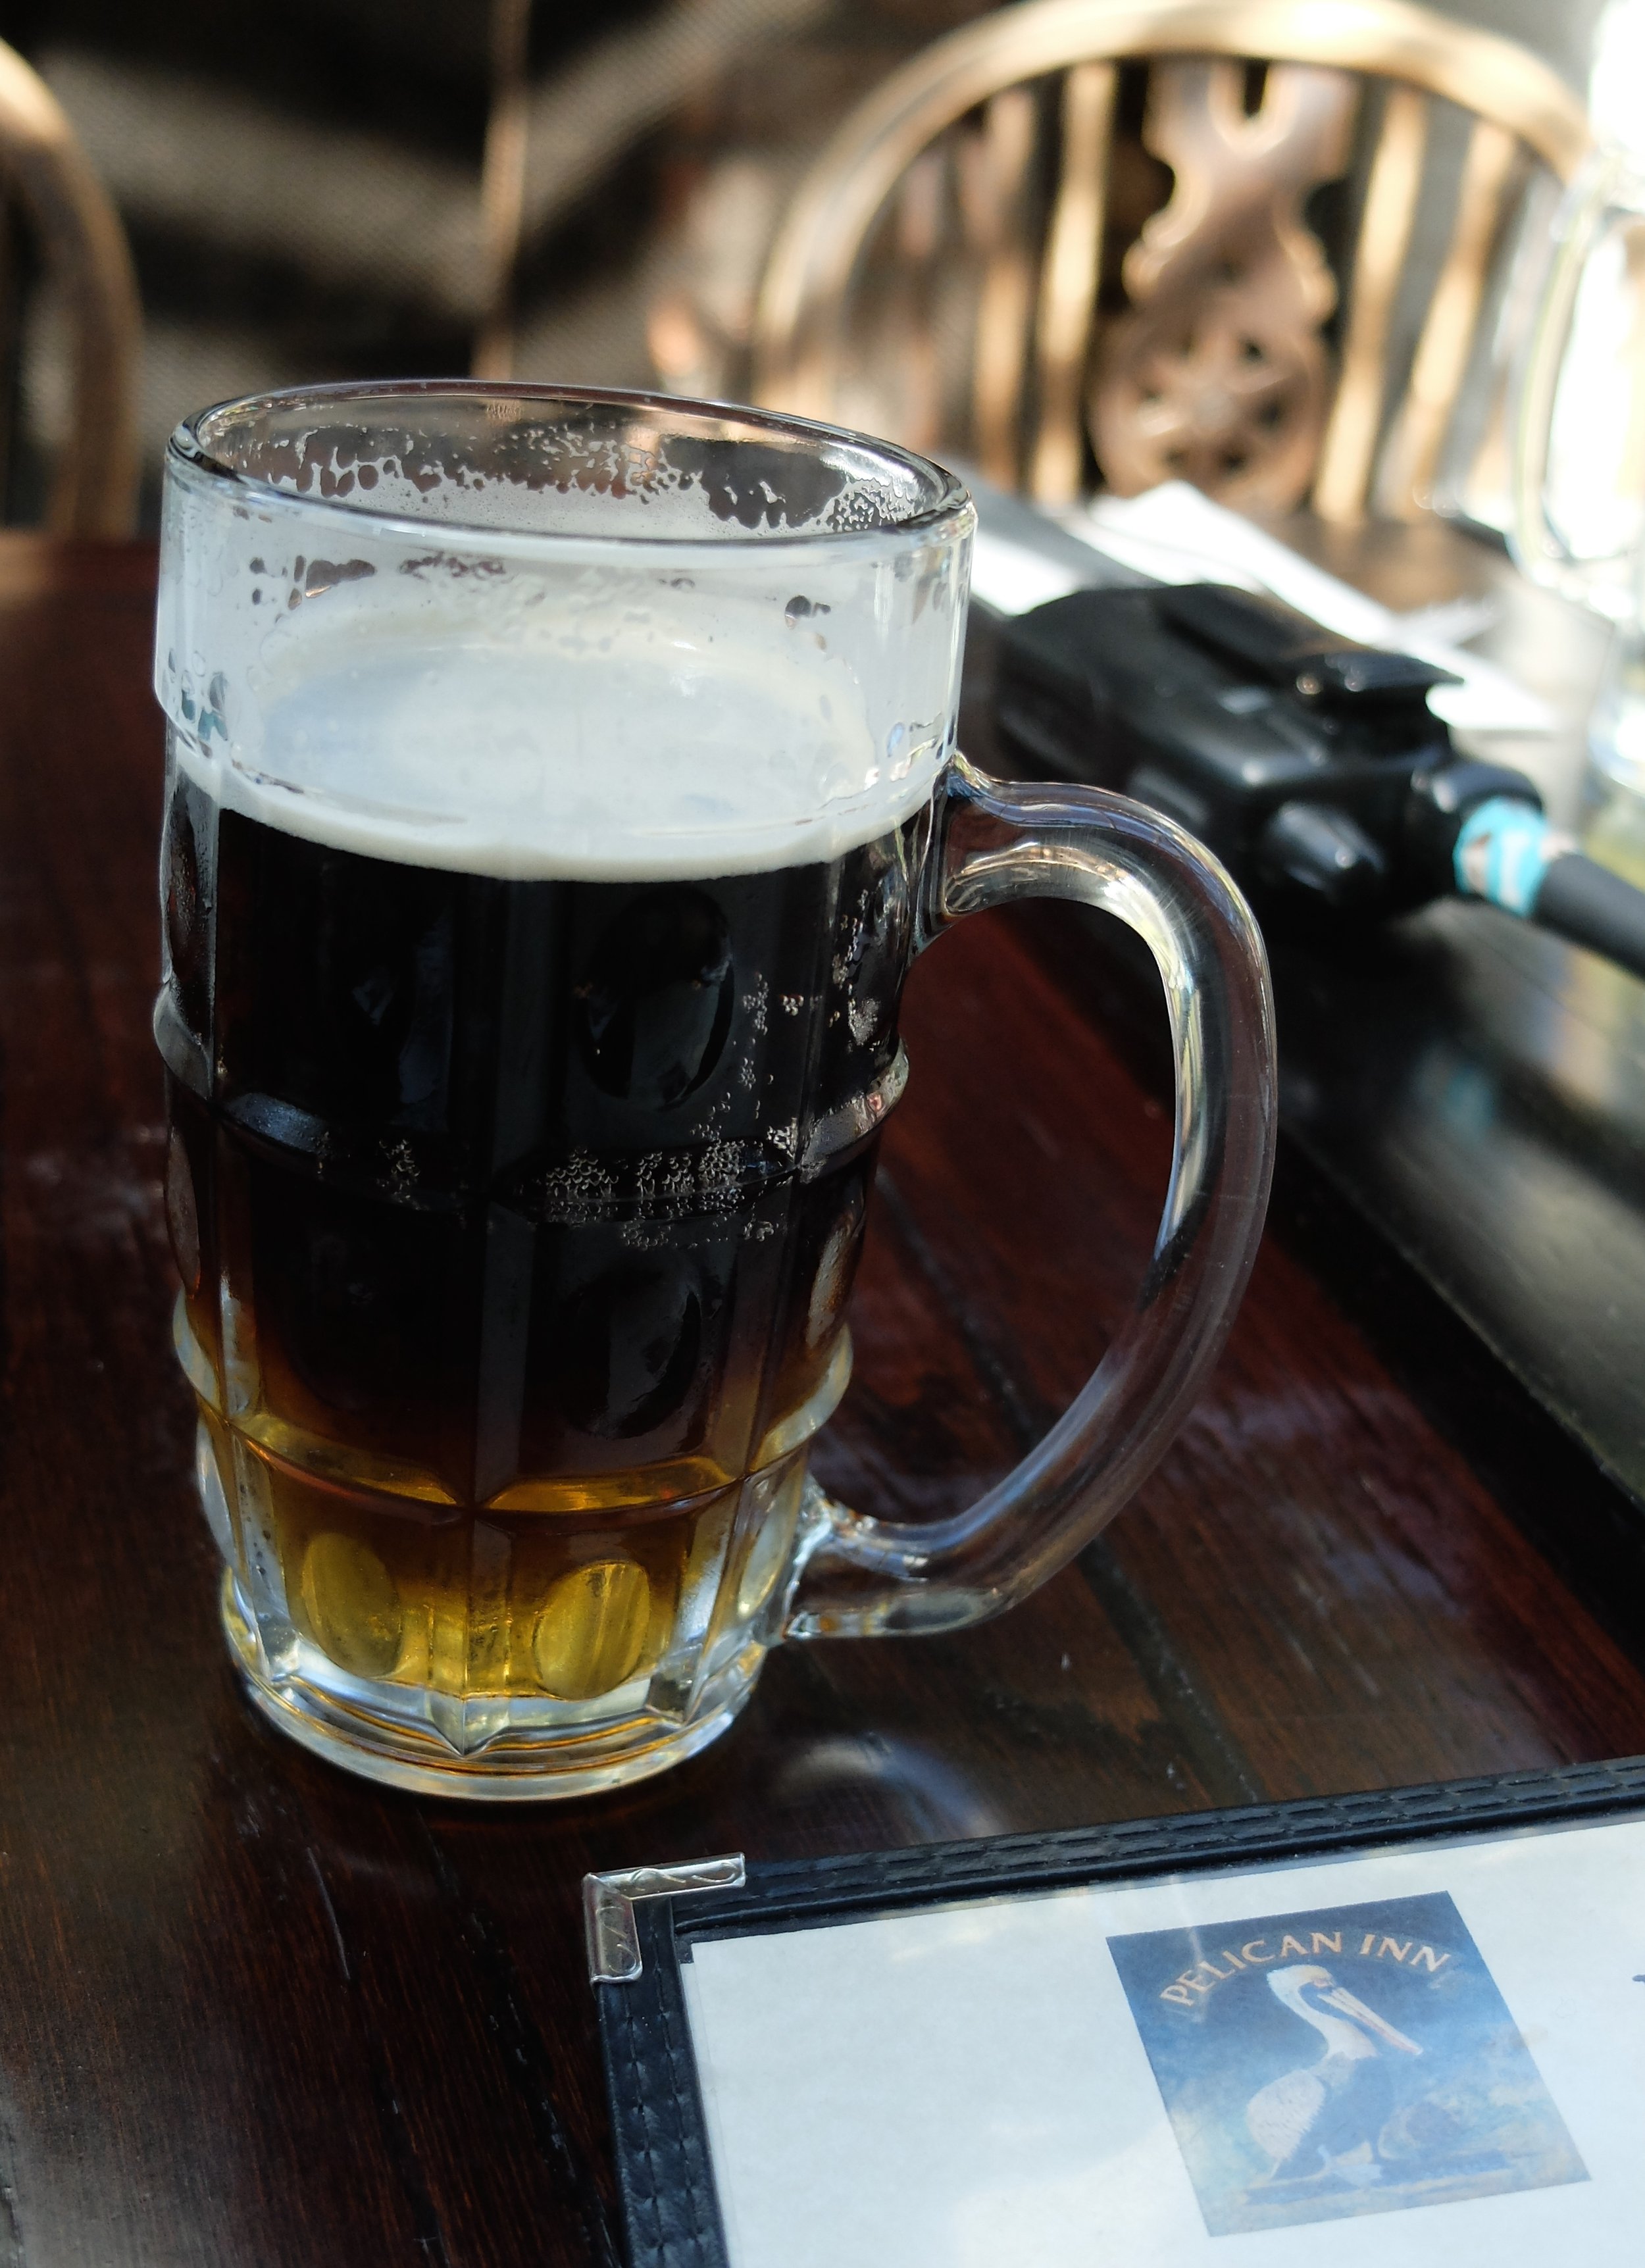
[1107,1890,1586,2235]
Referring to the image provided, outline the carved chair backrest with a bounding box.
[750,0,1592,520]
[0,39,139,536]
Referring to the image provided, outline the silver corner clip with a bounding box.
[583,1853,747,1984]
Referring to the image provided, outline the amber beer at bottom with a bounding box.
[160,734,921,1784]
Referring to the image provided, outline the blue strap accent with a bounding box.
[1454,797,1554,918]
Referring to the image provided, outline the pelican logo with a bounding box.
[1107,1891,1586,2235]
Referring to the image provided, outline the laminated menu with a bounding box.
[589,1757,1645,2267]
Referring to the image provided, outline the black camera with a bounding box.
[993,580,1540,922]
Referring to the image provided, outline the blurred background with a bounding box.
[0,0,1621,528]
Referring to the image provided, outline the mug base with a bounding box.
[220,1572,761,1801]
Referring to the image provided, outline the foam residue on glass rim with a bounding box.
[182,392,949,542]
[155,405,971,880]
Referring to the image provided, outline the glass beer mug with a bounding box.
[155,384,1275,1798]
[1514,147,1645,876]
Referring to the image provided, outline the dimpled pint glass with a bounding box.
[154,384,1275,1798]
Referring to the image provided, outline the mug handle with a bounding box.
[1511,147,1641,613]
[783,755,1276,1640]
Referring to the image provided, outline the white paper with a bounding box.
[682,1814,1645,2267]
[1073,484,1556,736]
[968,528,1093,616]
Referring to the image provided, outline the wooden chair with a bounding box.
[750,0,1592,522]
[0,38,139,536]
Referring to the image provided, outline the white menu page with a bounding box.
[681,1815,1645,2267]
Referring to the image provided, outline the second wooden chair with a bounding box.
[751,0,1591,522]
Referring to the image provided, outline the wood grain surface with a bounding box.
[3,536,1643,2267]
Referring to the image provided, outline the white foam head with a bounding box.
[157,387,973,879]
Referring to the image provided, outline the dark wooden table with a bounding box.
[5,535,1645,2267]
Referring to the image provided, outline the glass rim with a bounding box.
[165,377,974,553]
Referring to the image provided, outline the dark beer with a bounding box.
[157,743,923,1730]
